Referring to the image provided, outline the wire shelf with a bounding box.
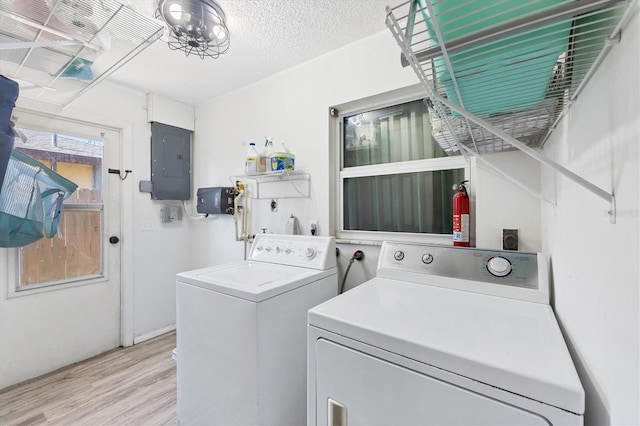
[231,170,310,199]
[386,0,635,154]
[385,0,636,222]
[232,170,310,184]
[0,0,164,107]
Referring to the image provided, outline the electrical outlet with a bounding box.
[270,199,278,212]
[503,229,518,251]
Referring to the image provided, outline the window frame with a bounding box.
[334,89,471,245]
[5,109,118,298]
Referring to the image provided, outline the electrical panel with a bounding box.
[150,122,191,200]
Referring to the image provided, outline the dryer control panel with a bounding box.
[250,234,336,270]
[377,242,548,304]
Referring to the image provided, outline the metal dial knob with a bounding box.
[305,247,317,259]
[394,251,405,261]
[487,256,512,277]
[421,253,433,264]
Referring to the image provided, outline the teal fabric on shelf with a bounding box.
[54,57,95,81]
[418,0,573,115]
[0,150,78,248]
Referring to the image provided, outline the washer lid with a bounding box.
[177,261,336,302]
[308,277,584,415]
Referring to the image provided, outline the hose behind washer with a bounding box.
[339,250,364,294]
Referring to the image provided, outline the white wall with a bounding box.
[191,31,418,268]
[541,6,639,425]
[475,150,542,252]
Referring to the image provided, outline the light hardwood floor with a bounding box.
[0,331,177,426]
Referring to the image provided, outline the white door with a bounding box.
[0,109,122,389]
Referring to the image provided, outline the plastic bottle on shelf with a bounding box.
[257,147,266,173]
[269,141,295,172]
[264,138,275,172]
[258,137,272,173]
[245,142,259,175]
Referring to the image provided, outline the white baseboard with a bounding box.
[133,324,176,345]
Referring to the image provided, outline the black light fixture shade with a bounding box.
[156,0,230,59]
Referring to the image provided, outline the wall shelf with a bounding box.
[385,0,637,223]
[231,170,310,199]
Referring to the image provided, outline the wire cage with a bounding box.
[155,0,230,59]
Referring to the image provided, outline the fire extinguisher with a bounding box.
[452,180,470,247]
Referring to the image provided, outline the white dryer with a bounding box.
[177,234,337,426]
[308,241,584,425]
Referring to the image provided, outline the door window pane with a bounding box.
[15,128,103,288]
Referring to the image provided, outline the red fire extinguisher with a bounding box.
[452,180,470,247]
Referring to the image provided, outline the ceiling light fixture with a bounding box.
[155,0,230,59]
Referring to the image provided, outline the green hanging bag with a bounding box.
[0,150,78,247]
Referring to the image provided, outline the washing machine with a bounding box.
[177,234,337,426]
[308,241,585,425]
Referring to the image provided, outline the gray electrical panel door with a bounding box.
[151,122,191,200]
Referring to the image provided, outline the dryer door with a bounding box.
[315,339,550,426]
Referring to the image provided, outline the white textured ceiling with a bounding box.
[112,0,394,106]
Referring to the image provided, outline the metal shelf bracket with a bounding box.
[437,93,617,224]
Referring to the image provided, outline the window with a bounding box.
[336,94,469,242]
[14,127,104,289]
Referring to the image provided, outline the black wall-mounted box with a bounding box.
[197,187,235,215]
[150,122,191,200]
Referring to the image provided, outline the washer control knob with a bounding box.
[394,251,405,261]
[305,247,317,259]
[487,256,512,277]
[284,248,292,254]
[422,253,434,264]
[255,245,263,251]
[265,247,272,252]
[275,247,281,253]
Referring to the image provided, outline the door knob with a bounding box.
[109,236,120,244]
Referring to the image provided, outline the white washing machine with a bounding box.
[177,234,337,426]
[308,241,585,426]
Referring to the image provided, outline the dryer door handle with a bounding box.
[328,398,347,426]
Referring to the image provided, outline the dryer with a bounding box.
[177,234,337,426]
[308,241,584,425]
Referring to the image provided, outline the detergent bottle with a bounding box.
[269,141,295,171]
[245,142,258,175]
